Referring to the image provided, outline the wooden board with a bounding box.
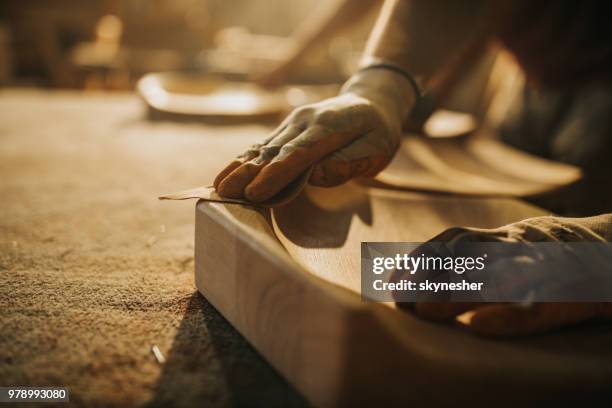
[272,183,548,296]
[195,184,612,406]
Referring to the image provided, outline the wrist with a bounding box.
[340,66,418,130]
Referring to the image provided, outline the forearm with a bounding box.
[335,0,493,130]
[341,68,416,132]
[287,0,380,64]
[361,0,491,84]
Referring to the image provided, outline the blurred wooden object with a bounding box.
[1,0,213,88]
[374,134,581,197]
[195,186,612,406]
[137,72,338,121]
[1,0,106,87]
[272,183,547,294]
[70,14,130,90]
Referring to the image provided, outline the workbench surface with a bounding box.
[0,89,306,407]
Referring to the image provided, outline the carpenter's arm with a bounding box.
[257,0,381,87]
[216,0,495,201]
[362,0,491,85]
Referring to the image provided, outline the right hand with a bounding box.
[391,215,612,337]
[214,69,417,202]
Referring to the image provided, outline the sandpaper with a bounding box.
[159,166,313,208]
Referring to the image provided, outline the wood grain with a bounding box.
[195,185,612,406]
[272,182,548,296]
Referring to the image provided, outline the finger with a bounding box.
[214,160,243,189]
[245,126,359,202]
[266,124,307,150]
[213,141,265,189]
[457,302,602,337]
[414,302,485,321]
[216,160,267,198]
[244,150,311,202]
[216,125,303,198]
[213,121,292,190]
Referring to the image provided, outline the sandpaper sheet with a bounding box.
[159,167,313,208]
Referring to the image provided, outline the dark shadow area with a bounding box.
[339,305,612,406]
[145,292,309,408]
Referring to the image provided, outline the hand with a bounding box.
[394,215,612,337]
[214,68,416,202]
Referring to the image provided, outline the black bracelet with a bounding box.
[358,63,422,101]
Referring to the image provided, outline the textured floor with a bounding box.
[0,89,307,407]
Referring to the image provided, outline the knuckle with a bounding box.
[242,146,261,157]
[279,143,297,156]
[312,109,338,125]
[259,145,281,161]
[290,105,314,121]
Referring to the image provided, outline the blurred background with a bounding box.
[0,0,377,90]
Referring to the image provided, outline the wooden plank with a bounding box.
[195,184,612,406]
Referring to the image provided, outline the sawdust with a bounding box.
[0,90,307,407]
